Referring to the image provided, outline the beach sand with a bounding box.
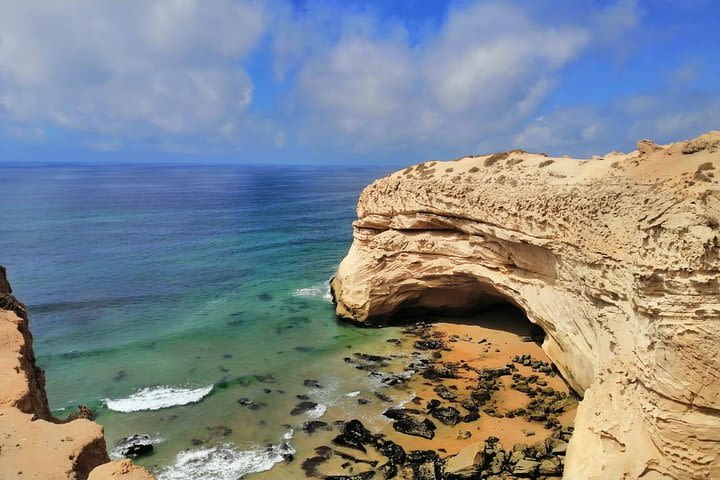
[254,306,577,479]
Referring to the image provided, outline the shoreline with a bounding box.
[253,305,577,479]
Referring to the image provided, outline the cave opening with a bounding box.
[388,279,546,346]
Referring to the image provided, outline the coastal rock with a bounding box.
[114,434,154,458]
[331,132,720,479]
[0,267,155,480]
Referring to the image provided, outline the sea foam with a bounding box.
[306,403,327,419]
[293,281,332,302]
[105,385,213,412]
[157,431,295,480]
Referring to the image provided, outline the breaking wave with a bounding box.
[157,431,295,480]
[306,403,327,419]
[292,281,332,302]
[105,385,213,412]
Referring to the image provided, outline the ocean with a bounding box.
[0,164,406,478]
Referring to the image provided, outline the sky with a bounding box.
[0,0,718,165]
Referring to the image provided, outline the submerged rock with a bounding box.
[290,401,319,416]
[302,420,332,434]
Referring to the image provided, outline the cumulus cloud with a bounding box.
[0,0,267,142]
[512,89,720,156]
[289,1,595,154]
[0,0,715,160]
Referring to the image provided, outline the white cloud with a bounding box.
[2,0,714,161]
[512,90,720,157]
[0,0,267,139]
[290,1,592,153]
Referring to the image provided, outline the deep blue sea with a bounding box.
[0,164,405,478]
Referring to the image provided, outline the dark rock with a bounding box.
[461,410,480,423]
[380,374,409,386]
[392,417,436,440]
[354,352,391,363]
[374,391,393,402]
[434,385,457,401]
[423,363,458,379]
[406,450,442,480]
[66,405,94,422]
[414,339,444,350]
[301,456,327,477]
[291,401,318,416]
[114,434,154,458]
[383,408,423,421]
[304,379,322,389]
[377,439,406,465]
[378,462,398,479]
[302,421,331,434]
[431,406,461,426]
[426,399,441,411]
[332,419,376,453]
[315,445,334,459]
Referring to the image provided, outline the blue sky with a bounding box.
[0,0,718,165]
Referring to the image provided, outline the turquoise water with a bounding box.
[0,164,402,477]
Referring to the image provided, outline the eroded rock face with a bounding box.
[0,267,155,480]
[332,131,720,479]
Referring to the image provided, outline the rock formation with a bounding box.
[0,268,154,480]
[332,131,720,479]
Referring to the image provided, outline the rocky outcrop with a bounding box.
[332,131,720,479]
[0,267,154,480]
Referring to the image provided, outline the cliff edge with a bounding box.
[0,267,154,480]
[332,131,720,479]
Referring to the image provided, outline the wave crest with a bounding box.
[105,385,213,412]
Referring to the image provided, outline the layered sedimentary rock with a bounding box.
[0,268,154,480]
[332,132,720,479]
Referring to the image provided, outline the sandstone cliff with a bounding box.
[0,268,154,480]
[332,131,720,479]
